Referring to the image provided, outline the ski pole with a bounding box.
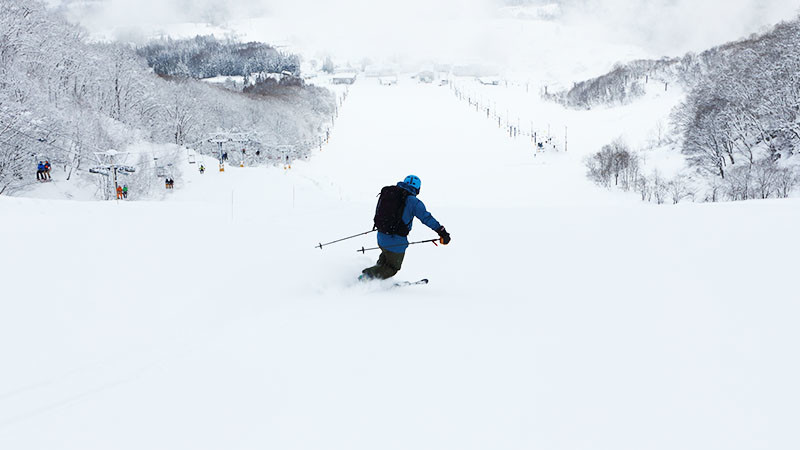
[316,229,376,250]
[357,239,440,254]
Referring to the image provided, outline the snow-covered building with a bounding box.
[416,71,435,83]
[332,73,357,85]
[378,76,397,86]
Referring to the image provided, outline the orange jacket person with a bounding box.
[116,185,124,199]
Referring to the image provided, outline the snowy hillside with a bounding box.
[545,17,800,203]
[2,78,799,449]
[0,1,335,197]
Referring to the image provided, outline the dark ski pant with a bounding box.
[362,247,405,280]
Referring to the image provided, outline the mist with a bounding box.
[57,0,800,67]
[559,0,800,55]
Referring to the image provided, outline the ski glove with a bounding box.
[437,226,451,245]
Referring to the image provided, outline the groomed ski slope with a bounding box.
[2,78,799,450]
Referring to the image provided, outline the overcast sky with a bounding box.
[559,0,800,52]
[58,0,800,63]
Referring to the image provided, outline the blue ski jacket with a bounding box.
[376,182,441,253]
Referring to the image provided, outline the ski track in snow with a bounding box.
[1,78,799,450]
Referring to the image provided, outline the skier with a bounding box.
[44,161,51,180]
[360,175,450,281]
[116,185,124,199]
[36,161,44,180]
[199,164,205,174]
[122,184,128,199]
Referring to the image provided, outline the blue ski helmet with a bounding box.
[404,175,421,192]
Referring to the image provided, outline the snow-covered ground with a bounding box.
[2,78,799,449]
[201,75,245,85]
[450,76,685,151]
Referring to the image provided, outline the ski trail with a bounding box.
[2,77,799,450]
[296,78,622,208]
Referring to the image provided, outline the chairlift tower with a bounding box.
[88,149,136,199]
[207,133,254,171]
[274,144,298,170]
[207,136,230,163]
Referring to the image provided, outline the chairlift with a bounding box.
[89,167,110,176]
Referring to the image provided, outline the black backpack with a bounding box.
[373,186,411,236]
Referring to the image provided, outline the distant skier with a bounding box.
[360,175,451,281]
[36,161,44,180]
[44,161,51,180]
[116,185,124,199]
[122,184,128,199]
[199,164,205,174]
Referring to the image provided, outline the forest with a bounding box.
[137,35,301,79]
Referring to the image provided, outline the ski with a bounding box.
[392,279,429,288]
